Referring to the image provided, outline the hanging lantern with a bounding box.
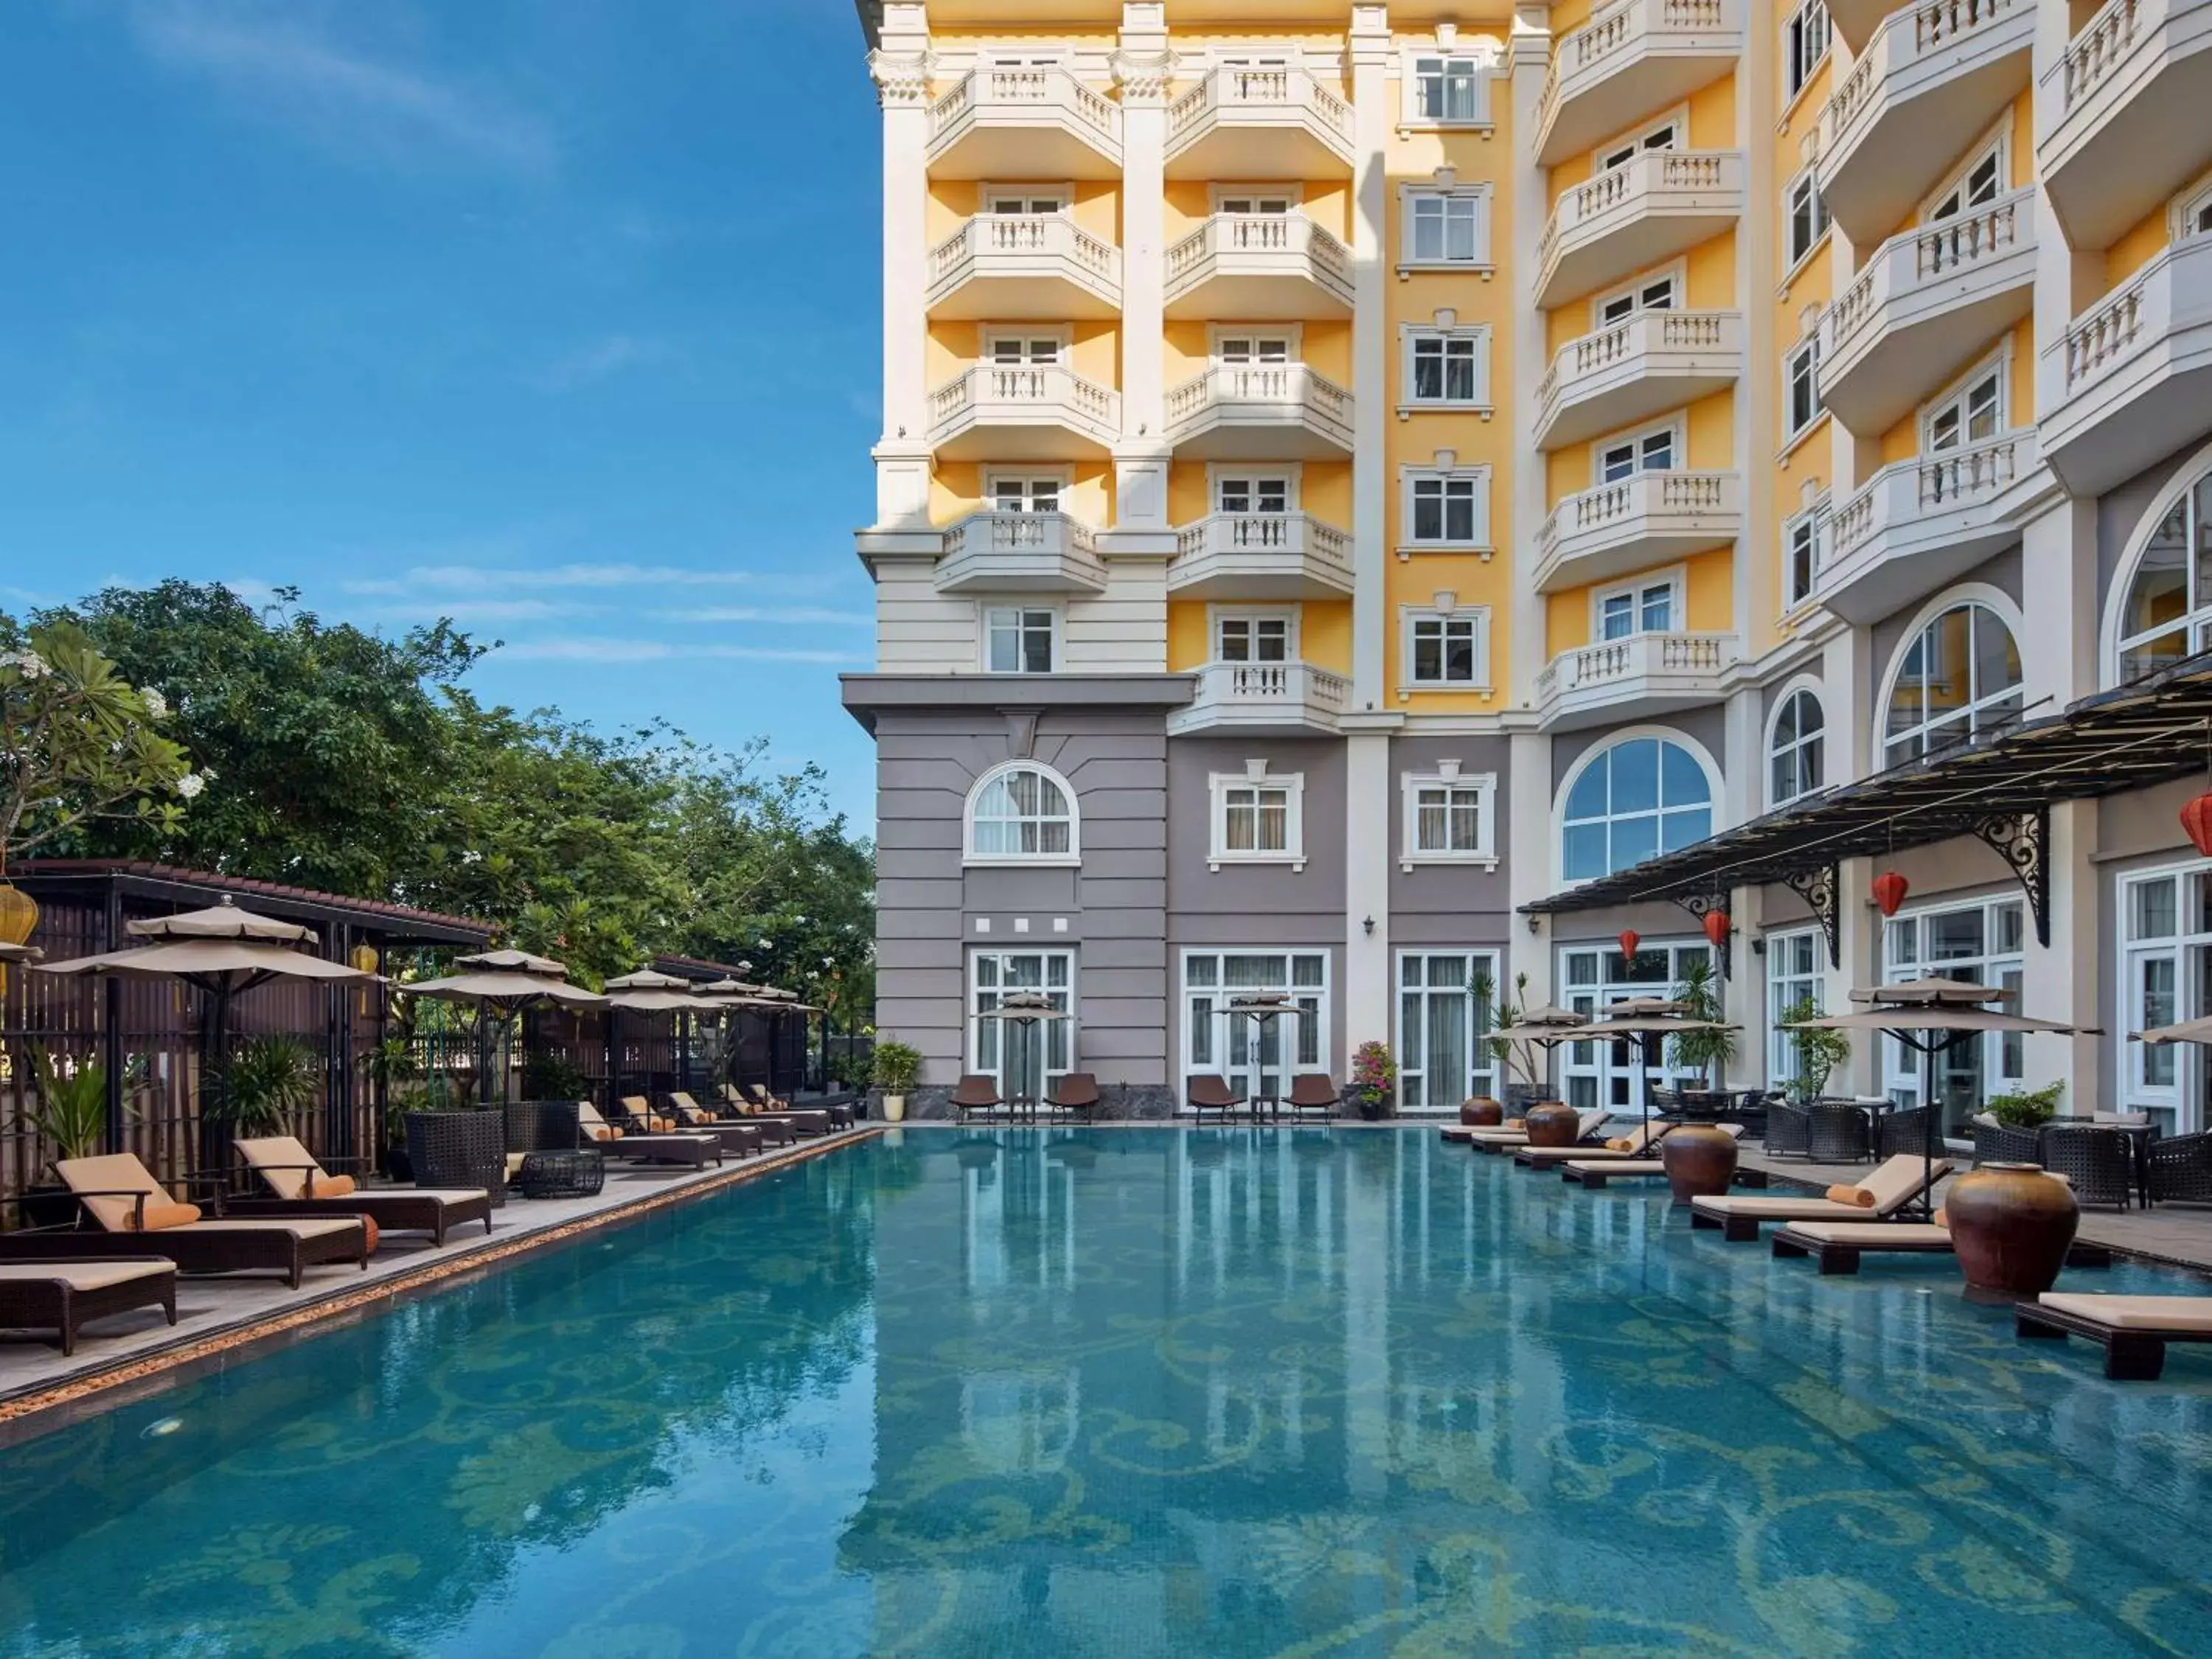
[1872,871,1910,918]
[0,884,36,998]
[1616,929,1640,960]
[1702,910,1731,950]
[2182,792,2212,858]
[348,943,381,975]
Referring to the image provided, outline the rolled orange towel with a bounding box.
[309,1173,356,1198]
[1933,1208,1947,1228]
[1603,1136,1635,1152]
[1823,1183,1877,1208]
[132,1200,203,1231]
[1505,1118,1526,1130]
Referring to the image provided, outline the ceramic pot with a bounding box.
[1946,1162,2079,1299]
[1524,1101,1579,1147]
[1460,1096,1503,1127]
[1661,1125,1739,1206]
[883,1093,908,1124]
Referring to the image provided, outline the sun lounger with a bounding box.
[1453,1108,1611,1154]
[1515,1120,1674,1168]
[663,1100,766,1157]
[1772,1218,2115,1276]
[681,1089,832,1137]
[735,1084,853,1128]
[228,1136,493,1246]
[579,1103,721,1169]
[1559,1124,1749,1186]
[0,1259,177,1356]
[2016,1293,2212,1380]
[1689,1154,1950,1242]
[0,1155,371,1287]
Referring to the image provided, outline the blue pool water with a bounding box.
[2,1128,2210,1656]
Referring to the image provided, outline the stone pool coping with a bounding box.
[0,1128,883,1445]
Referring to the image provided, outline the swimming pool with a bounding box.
[1,1128,2208,1655]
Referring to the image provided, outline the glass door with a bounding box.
[1558,941,1714,1110]
[971,951,1074,1103]
[1397,952,1500,1110]
[1183,951,1327,1102]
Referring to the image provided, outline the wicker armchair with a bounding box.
[2039,1125,2135,1210]
[506,1100,584,1153]
[1764,1102,1810,1158]
[1874,1106,1933,1161]
[404,1110,508,1208]
[1806,1103,1871,1163]
[1972,1120,2045,1166]
[2149,1130,2212,1206]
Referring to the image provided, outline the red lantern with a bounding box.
[1702,910,1730,950]
[2182,792,2212,857]
[1617,929,1640,960]
[1872,871,1909,918]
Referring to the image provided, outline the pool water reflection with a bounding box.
[1,1129,2209,1656]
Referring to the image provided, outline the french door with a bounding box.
[970,950,1075,1102]
[1397,952,1500,1110]
[1182,950,1327,1102]
[1558,941,1714,1110]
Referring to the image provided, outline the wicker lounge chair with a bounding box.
[1285,1074,1342,1122]
[737,1083,854,1128]
[682,1089,835,1136]
[1454,1108,1610,1155]
[1770,1216,2114,1276]
[0,1258,177,1356]
[950,1074,1004,1123]
[2150,1130,2212,1205]
[661,1099,767,1158]
[1688,1154,1951,1242]
[578,1102,721,1169]
[1515,1119,1672,1168]
[1762,1102,1810,1158]
[1188,1074,1244,1122]
[2016,1293,2212,1380]
[1558,1124,1750,1186]
[1048,1072,1103,1121]
[0,1155,371,1287]
[229,1136,494,1246]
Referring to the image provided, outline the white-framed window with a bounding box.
[1783,497,1827,611]
[2171,170,2212,239]
[1785,334,1823,441]
[1398,950,1502,1110]
[1211,468,1295,516]
[981,184,1070,216]
[1768,686,1826,807]
[1211,184,1298,215]
[982,605,1058,674]
[1402,324,1493,411]
[983,328,1067,366]
[2118,860,2212,1135]
[1882,898,2025,1130]
[970,949,1075,1102]
[1595,268,1678,327]
[2115,455,2212,684]
[1214,608,1295,663]
[1212,327,1297,366]
[1922,358,2004,456]
[1401,465,1494,552]
[1400,767,1498,866]
[1399,184,1493,270]
[1784,0,1831,99]
[1559,939,1716,1110]
[985,471,1068,515]
[1925,138,2004,222]
[1403,49,1492,127]
[1404,608,1492,689]
[1765,928,1825,1087]
[1208,763,1304,868]
[1560,736,1714,881]
[964,761,1078,864]
[1182,950,1328,1102]
[1599,114,1680,172]
[1594,574,1680,640]
[1881,598,2023,766]
[1785,165,1830,269]
[1596,420,1680,483]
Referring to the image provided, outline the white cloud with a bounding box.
[361,599,574,625]
[498,638,871,666]
[524,334,674,394]
[647,605,873,627]
[344,563,777,597]
[122,1,554,176]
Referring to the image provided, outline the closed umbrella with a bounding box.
[408,949,605,1104]
[1575,999,1737,1141]
[1486,1006,1590,1103]
[984,990,1070,1113]
[1227,993,1300,1112]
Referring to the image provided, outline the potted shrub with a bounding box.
[872,1040,922,1123]
[18,1050,126,1228]
[1350,1041,1398,1121]
[1476,970,1551,1113]
[1985,1080,2064,1130]
[1667,958,1739,1088]
[204,1034,320,1136]
[1778,997,1853,1105]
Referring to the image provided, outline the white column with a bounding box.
[1110,7,1176,538]
[2031,0,2102,412]
[1507,7,1553,698]
[1507,731,1556,1010]
[1723,883,1764,1085]
[1834,857,1881,1095]
[1734,0,1776,641]
[2027,800,2102,1116]
[869,6,935,531]
[2020,495,2098,712]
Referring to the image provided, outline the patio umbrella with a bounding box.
[1575,999,1737,1141]
[984,990,1070,1110]
[2135,1014,2212,1046]
[1794,979,2081,1220]
[406,948,605,1104]
[1486,1006,1590,1102]
[599,969,717,1102]
[1226,993,1301,1105]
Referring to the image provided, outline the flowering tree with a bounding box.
[0,618,200,877]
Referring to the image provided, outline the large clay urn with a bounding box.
[1660,1124,1739,1207]
[1459,1096,1503,1127]
[1523,1101,1579,1147]
[1945,1163,2079,1300]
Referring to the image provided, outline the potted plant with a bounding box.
[1985,1080,2065,1130]
[1778,997,1853,1105]
[1666,958,1739,1088]
[18,1050,125,1228]
[1350,1041,1398,1121]
[1475,970,1551,1113]
[204,1034,320,1136]
[872,1040,922,1123]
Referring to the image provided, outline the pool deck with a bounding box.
[0,1128,879,1439]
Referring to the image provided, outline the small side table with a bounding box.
[518,1149,606,1200]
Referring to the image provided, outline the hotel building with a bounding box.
[842,0,2212,1129]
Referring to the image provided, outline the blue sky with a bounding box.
[0,0,884,825]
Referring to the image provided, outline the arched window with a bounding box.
[2115,467,2212,683]
[1769,689,1825,807]
[1882,600,2021,766]
[966,764,1077,862]
[1562,737,1713,880]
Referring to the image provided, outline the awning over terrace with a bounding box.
[1523,652,2212,967]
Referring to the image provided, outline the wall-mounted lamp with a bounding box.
[1750,937,1767,958]
[1362,915,1375,936]
[1525,912,1543,935]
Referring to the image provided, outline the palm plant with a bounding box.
[1472,970,1547,1092]
[204,1034,321,1135]
[24,1049,118,1169]
[1778,997,1852,1105]
[1666,957,1739,1086]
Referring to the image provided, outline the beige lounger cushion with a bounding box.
[0,1261,176,1289]
[168,1217,364,1241]
[54,1153,175,1234]
[1565,1158,1665,1176]
[2036,1294,2212,1334]
[235,1135,331,1200]
[1857,1155,1947,1213]
[576,1102,625,1142]
[1783,1222,1952,1246]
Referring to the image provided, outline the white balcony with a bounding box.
[2039,0,2212,249]
[1826,0,1910,52]
[933,512,1107,597]
[1536,632,1739,731]
[1168,661,1351,737]
[1819,0,2034,247]
[1534,310,1744,451]
[926,66,1123,181]
[1164,364,1354,459]
[1535,150,1745,309]
[1814,431,2039,623]
[2039,237,2212,495]
[1164,67,1354,180]
[927,365,1122,462]
[1534,472,1742,594]
[1167,513,1354,601]
[1819,192,2036,437]
[1164,215,1354,320]
[926,215,1122,321]
[1534,0,1746,166]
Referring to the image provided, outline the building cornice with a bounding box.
[841,672,1197,732]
